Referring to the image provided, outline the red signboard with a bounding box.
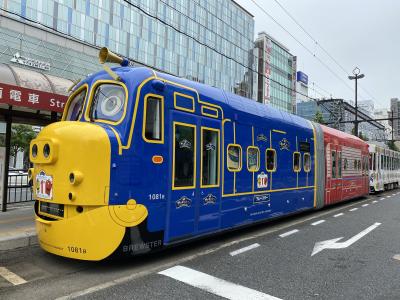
[0,82,68,113]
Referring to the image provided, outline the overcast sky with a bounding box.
[235,0,400,109]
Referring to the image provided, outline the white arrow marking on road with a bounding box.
[311,222,381,256]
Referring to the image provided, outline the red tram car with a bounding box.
[321,125,369,205]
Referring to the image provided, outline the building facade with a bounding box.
[0,0,257,98]
[255,31,296,113]
[390,98,400,140]
[374,108,391,140]
[297,99,386,141]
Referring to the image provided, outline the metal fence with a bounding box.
[7,170,33,204]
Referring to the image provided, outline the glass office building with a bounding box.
[255,32,296,113]
[1,0,257,98]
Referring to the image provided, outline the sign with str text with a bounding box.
[0,82,68,113]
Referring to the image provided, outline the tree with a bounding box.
[10,124,37,168]
[387,140,399,151]
[313,110,325,124]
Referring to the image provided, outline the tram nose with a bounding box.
[30,121,111,205]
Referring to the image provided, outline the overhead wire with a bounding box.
[271,0,378,102]
[250,0,354,94]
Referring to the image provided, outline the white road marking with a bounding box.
[230,243,260,256]
[349,208,358,212]
[392,194,396,196]
[311,222,382,256]
[380,197,385,200]
[333,213,344,218]
[372,200,378,203]
[159,266,282,300]
[279,229,299,238]
[393,254,400,261]
[55,198,372,300]
[0,267,27,285]
[311,220,325,226]
[386,196,391,198]
[362,204,369,207]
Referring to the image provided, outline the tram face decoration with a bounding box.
[30,48,371,261]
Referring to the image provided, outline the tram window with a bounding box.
[369,153,373,170]
[173,124,195,188]
[343,158,348,170]
[353,160,357,170]
[247,147,260,172]
[227,144,242,171]
[65,87,86,121]
[293,152,301,172]
[338,152,342,178]
[90,84,126,123]
[381,155,384,170]
[332,151,336,178]
[304,153,311,172]
[201,128,219,186]
[144,95,163,141]
[358,160,361,171]
[266,149,276,172]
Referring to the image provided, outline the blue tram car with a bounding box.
[30,49,365,260]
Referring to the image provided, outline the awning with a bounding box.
[0,63,73,113]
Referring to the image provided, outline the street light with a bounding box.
[348,67,365,137]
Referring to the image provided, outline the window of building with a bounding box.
[201,128,219,187]
[293,152,301,172]
[227,144,242,171]
[173,123,195,188]
[304,153,311,172]
[247,147,260,172]
[143,95,163,142]
[266,149,276,172]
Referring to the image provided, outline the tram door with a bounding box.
[166,111,221,242]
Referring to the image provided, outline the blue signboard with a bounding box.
[297,71,308,85]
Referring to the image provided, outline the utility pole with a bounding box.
[348,67,365,137]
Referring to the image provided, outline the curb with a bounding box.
[0,231,38,251]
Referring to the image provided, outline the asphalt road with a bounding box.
[1,190,400,300]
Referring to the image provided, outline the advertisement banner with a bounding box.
[0,82,68,113]
[264,38,272,104]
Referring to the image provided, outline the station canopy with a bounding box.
[0,63,72,116]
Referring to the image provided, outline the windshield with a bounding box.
[65,87,86,121]
[90,84,126,123]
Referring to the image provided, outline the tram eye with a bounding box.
[43,144,50,158]
[100,94,123,117]
[32,144,38,157]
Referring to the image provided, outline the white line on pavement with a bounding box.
[349,208,358,212]
[333,213,344,217]
[0,267,27,285]
[386,196,391,198]
[380,197,385,200]
[372,200,378,203]
[392,194,396,196]
[54,197,373,300]
[159,266,282,300]
[230,243,260,256]
[279,229,299,238]
[362,204,369,207]
[311,220,325,226]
